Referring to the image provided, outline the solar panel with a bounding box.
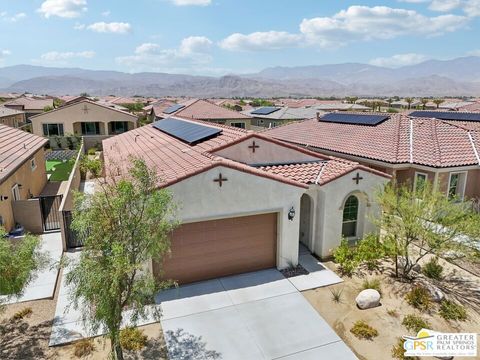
[410,111,480,122]
[163,104,185,114]
[319,113,389,126]
[152,118,222,144]
[251,107,281,115]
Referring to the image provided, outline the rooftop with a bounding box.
[164,99,251,120]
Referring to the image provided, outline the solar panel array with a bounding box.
[153,118,222,144]
[410,111,480,122]
[251,107,281,115]
[163,104,185,114]
[319,113,389,126]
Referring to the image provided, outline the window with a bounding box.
[11,184,20,201]
[231,122,246,129]
[448,172,467,200]
[414,172,428,194]
[81,122,100,135]
[30,158,37,171]
[42,123,64,136]
[342,195,359,238]
[110,121,128,134]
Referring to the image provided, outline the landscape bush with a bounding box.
[402,314,431,333]
[391,337,419,359]
[330,287,344,303]
[333,239,358,276]
[361,278,381,294]
[355,234,384,270]
[405,286,432,312]
[74,339,95,357]
[120,327,148,351]
[439,300,467,321]
[422,258,443,280]
[349,320,378,340]
[12,307,32,321]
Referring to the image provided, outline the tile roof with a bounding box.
[265,113,480,168]
[168,99,251,120]
[242,107,323,120]
[0,124,48,184]
[103,117,389,189]
[4,97,53,110]
[0,107,24,117]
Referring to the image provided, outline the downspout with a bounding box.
[409,118,414,164]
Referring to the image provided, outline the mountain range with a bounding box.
[2,56,480,98]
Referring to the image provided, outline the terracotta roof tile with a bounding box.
[172,99,251,120]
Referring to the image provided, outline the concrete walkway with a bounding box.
[0,232,63,305]
[158,269,356,360]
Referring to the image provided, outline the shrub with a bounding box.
[120,327,148,351]
[87,147,97,156]
[79,157,102,178]
[439,300,467,321]
[330,288,344,303]
[349,320,378,340]
[405,286,432,312]
[387,309,399,317]
[392,337,419,359]
[355,234,384,270]
[402,314,431,333]
[422,258,443,280]
[361,278,381,294]
[333,239,358,276]
[74,339,95,357]
[12,307,32,321]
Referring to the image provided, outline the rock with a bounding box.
[356,289,381,309]
[425,283,445,303]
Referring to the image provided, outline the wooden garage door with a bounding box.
[154,213,277,284]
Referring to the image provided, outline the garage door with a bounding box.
[154,213,277,284]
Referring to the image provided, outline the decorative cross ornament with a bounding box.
[82,104,89,114]
[248,141,260,153]
[353,172,363,185]
[214,173,228,187]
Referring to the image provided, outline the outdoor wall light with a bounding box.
[0,195,8,201]
[288,206,295,221]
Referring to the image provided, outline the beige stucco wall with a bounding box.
[168,166,306,269]
[207,119,253,130]
[0,113,25,128]
[0,148,47,232]
[12,199,43,234]
[214,137,319,165]
[30,101,138,137]
[313,169,389,258]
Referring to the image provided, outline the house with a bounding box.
[390,99,421,109]
[242,106,323,128]
[59,95,91,106]
[3,97,54,119]
[0,107,26,128]
[156,99,253,130]
[314,103,371,112]
[29,100,138,149]
[266,112,480,201]
[103,117,390,284]
[144,99,177,122]
[0,124,48,232]
[440,101,480,112]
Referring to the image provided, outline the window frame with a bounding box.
[11,183,20,201]
[81,122,101,136]
[342,195,359,238]
[447,171,468,200]
[413,171,428,195]
[30,158,37,171]
[42,123,64,136]
[230,122,246,129]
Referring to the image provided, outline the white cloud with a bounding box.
[0,12,27,22]
[101,10,111,17]
[38,0,87,18]
[0,49,11,58]
[170,0,211,6]
[220,31,302,51]
[40,50,95,61]
[369,53,430,67]
[467,49,480,56]
[85,22,131,34]
[411,0,480,17]
[116,36,213,71]
[429,0,462,11]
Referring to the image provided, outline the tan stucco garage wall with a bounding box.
[0,148,47,232]
[30,102,137,137]
[168,166,306,269]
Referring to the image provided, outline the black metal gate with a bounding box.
[40,195,63,231]
[63,210,84,248]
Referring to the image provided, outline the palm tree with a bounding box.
[421,98,429,110]
[433,98,444,109]
[404,97,414,110]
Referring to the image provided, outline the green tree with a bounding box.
[43,105,54,112]
[0,228,43,308]
[375,182,480,279]
[433,98,444,109]
[80,92,91,97]
[404,98,414,109]
[66,159,178,360]
[420,98,429,110]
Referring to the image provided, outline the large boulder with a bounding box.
[356,289,381,309]
[423,282,445,303]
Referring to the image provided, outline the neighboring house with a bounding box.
[59,95,91,106]
[144,99,177,122]
[3,97,54,119]
[242,106,323,128]
[440,101,480,112]
[315,103,371,112]
[0,107,26,128]
[390,99,421,109]
[29,100,138,149]
[266,112,480,201]
[156,99,253,130]
[103,117,389,284]
[0,124,48,232]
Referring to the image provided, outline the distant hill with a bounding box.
[2,57,480,97]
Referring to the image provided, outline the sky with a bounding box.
[0,0,479,75]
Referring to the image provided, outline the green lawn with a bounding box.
[46,160,75,181]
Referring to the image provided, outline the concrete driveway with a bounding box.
[157,269,356,360]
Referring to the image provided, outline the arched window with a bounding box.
[342,195,359,238]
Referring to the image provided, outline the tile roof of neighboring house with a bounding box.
[109,97,146,105]
[265,113,480,168]
[149,100,177,116]
[438,101,480,112]
[103,117,389,190]
[242,107,324,120]
[314,103,370,111]
[0,124,48,184]
[0,93,21,100]
[0,107,24,117]
[164,99,251,120]
[4,97,54,111]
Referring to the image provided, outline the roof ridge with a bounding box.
[431,119,442,167]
